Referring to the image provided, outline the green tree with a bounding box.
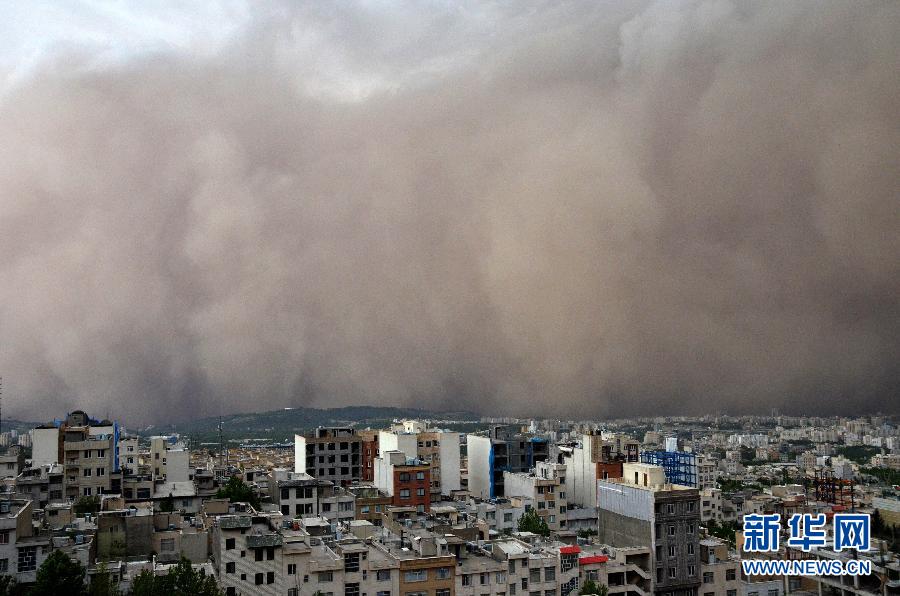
[74,496,101,516]
[89,562,119,596]
[215,475,259,509]
[130,558,222,596]
[517,509,550,537]
[159,494,175,513]
[0,575,18,596]
[579,579,608,596]
[33,550,87,595]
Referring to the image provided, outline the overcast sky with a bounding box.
[1,1,897,424]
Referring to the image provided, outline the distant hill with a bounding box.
[139,405,482,443]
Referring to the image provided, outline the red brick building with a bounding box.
[392,462,431,512]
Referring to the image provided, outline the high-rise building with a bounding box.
[467,426,548,499]
[597,463,701,596]
[294,427,362,486]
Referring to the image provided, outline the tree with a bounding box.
[33,550,87,595]
[579,580,608,596]
[517,509,550,537]
[74,495,101,516]
[215,475,259,509]
[89,562,119,596]
[0,575,18,596]
[130,558,222,596]
[159,493,175,513]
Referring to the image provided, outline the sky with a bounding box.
[0,1,897,424]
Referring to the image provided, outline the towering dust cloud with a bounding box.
[0,1,897,422]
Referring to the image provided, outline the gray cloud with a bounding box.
[1,1,897,423]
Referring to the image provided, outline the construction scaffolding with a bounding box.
[640,450,698,487]
[810,469,855,509]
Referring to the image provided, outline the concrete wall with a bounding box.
[467,435,493,500]
[32,428,59,467]
[439,432,461,495]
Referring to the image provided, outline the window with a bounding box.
[83,468,92,477]
[226,562,235,574]
[160,538,175,552]
[399,489,411,499]
[377,569,391,581]
[545,591,555,596]
[405,570,427,582]
[267,547,275,560]
[667,503,675,514]
[767,591,778,596]
[436,590,450,596]
[227,588,236,596]
[436,568,451,580]
[255,573,263,585]
[496,572,506,583]
[289,590,299,596]
[687,565,696,577]
[225,537,235,550]
[462,574,471,587]
[416,472,425,480]
[416,488,425,497]
[96,468,105,476]
[83,487,92,496]
[345,553,360,572]
[322,502,332,512]
[0,559,6,572]
[378,592,392,596]
[288,564,297,575]
[399,473,411,482]
[529,569,541,583]
[586,570,598,582]
[544,567,555,581]
[687,501,695,512]
[504,513,513,523]
[668,545,675,557]
[668,525,675,536]
[726,569,736,581]
[668,567,676,579]
[522,578,528,589]
[687,543,694,555]
[319,571,334,582]
[703,572,713,584]
[687,523,694,535]
[510,583,516,595]
[481,573,489,585]
[0,531,8,544]
[267,572,274,584]
[727,591,737,596]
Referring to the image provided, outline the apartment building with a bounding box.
[467,427,549,499]
[380,422,462,498]
[149,436,191,482]
[503,461,568,532]
[597,463,701,596]
[466,498,525,537]
[698,539,740,596]
[0,499,50,584]
[295,427,363,486]
[374,451,431,513]
[15,463,64,508]
[212,509,286,596]
[563,433,639,508]
[269,469,356,528]
[347,485,393,526]
[577,545,653,596]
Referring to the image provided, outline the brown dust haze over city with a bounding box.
[0,1,897,423]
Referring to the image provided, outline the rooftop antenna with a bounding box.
[218,416,227,469]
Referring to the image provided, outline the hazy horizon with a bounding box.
[1,1,897,423]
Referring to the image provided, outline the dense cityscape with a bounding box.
[0,410,897,594]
